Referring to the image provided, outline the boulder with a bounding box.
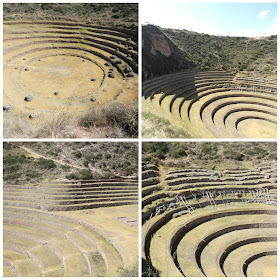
[90,97,97,102]
[3,104,12,112]
[108,72,115,78]
[124,66,132,73]
[29,112,38,119]
[54,91,59,95]
[24,95,33,102]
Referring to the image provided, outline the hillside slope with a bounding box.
[142,25,276,80]
[142,25,195,79]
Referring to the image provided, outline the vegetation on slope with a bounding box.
[163,28,276,75]
[142,25,276,79]
[142,142,276,169]
[4,142,138,184]
[3,3,138,30]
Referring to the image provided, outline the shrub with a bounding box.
[78,169,93,180]
[73,151,82,158]
[37,158,56,169]
[66,172,79,180]
[104,152,111,159]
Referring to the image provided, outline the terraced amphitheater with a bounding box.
[3,142,139,277]
[142,70,277,138]
[3,3,138,138]
[142,143,277,277]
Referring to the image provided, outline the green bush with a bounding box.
[78,169,93,180]
[105,152,111,159]
[66,172,79,180]
[73,151,82,158]
[37,158,56,169]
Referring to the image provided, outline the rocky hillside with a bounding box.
[142,25,195,80]
[142,142,277,169]
[3,3,138,30]
[142,25,277,80]
[4,142,138,184]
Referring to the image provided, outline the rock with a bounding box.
[115,59,123,64]
[24,95,33,102]
[24,68,29,71]
[127,72,134,77]
[54,91,59,95]
[128,46,133,50]
[210,172,223,180]
[126,54,131,57]
[3,104,12,112]
[91,78,96,82]
[124,66,132,73]
[90,97,97,102]
[126,38,131,41]
[109,68,114,71]
[110,55,117,59]
[108,72,115,78]
[29,112,38,119]
[105,62,112,67]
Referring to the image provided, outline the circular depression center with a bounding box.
[21,55,104,98]
[237,118,277,138]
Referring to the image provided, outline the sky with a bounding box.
[142,2,278,37]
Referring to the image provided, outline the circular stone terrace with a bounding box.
[142,70,277,138]
[3,21,138,118]
[142,163,277,277]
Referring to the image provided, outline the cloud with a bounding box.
[263,17,278,36]
[142,3,217,35]
[259,10,270,19]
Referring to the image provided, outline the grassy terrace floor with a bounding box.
[4,179,138,277]
[142,161,277,277]
[142,70,277,139]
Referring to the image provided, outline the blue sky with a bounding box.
[142,2,277,37]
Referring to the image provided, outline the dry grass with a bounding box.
[4,101,138,138]
[79,101,138,138]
